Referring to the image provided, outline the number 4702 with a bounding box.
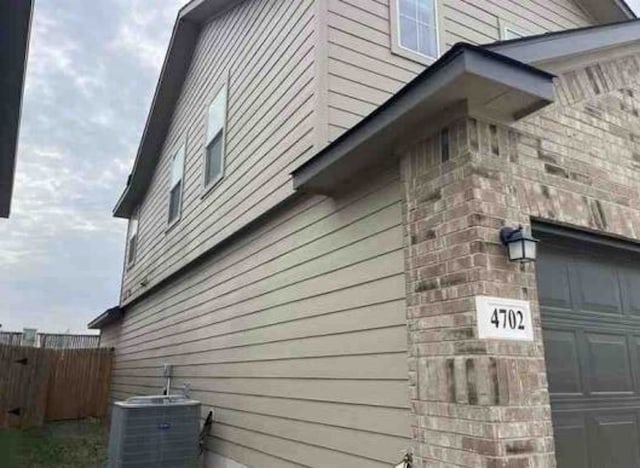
[490,308,525,330]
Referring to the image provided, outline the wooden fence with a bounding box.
[0,332,100,349]
[0,332,23,346]
[0,345,113,429]
[38,333,100,349]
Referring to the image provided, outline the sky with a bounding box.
[1,1,640,334]
[0,0,184,333]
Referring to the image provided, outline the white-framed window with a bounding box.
[503,27,524,40]
[203,85,227,191]
[499,19,527,41]
[168,143,185,225]
[392,0,439,62]
[127,209,139,267]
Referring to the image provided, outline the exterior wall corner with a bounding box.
[400,115,556,467]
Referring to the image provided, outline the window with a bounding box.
[168,144,185,224]
[204,86,227,189]
[504,28,524,40]
[127,209,139,267]
[395,0,438,60]
[499,19,527,40]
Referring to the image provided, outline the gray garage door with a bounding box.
[536,227,640,468]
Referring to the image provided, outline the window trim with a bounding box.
[503,27,524,40]
[126,207,139,269]
[499,18,528,40]
[201,81,228,198]
[390,0,442,66]
[167,138,187,230]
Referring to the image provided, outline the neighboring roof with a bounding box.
[113,0,635,219]
[0,0,34,218]
[291,43,555,194]
[486,18,640,64]
[88,306,124,330]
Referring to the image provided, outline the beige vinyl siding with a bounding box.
[110,170,410,467]
[99,323,120,349]
[122,0,317,303]
[123,0,595,301]
[99,323,121,406]
[324,0,594,141]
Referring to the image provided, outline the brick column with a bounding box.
[401,117,555,467]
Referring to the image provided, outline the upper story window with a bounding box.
[499,19,527,40]
[204,85,227,191]
[393,0,439,62]
[127,209,139,267]
[503,28,524,40]
[168,143,185,225]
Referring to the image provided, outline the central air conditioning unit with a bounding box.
[108,395,201,468]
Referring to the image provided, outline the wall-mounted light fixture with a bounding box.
[500,225,538,263]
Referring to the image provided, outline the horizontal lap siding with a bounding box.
[325,0,594,141]
[123,0,317,302]
[99,323,120,349]
[125,0,595,298]
[110,171,411,467]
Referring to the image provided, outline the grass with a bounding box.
[0,419,108,468]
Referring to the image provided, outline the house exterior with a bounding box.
[88,0,640,466]
[0,0,33,218]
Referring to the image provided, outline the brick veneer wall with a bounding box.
[401,52,640,467]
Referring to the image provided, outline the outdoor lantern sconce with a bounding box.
[500,225,538,263]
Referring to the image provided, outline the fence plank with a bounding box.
[45,347,113,421]
[0,332,23,346]
[0,344,113,428]
[11,346,32,429]
[32,348,51,427]
[37,333,100,349]
[0,344,8,429]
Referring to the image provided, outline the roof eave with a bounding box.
[618,0,636,19]
[0,0,34,218]
[579,0,635,23]
[113,0,636,219]
[486,19,640,65]
[291,44,555,194]
[180,0,242,22]
[113,14,199,219]
[88,306,124,330]
[113,0,243,219]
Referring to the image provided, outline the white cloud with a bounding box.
[110,0,184,70]
[25,14,100,98]
[0,0,186,333]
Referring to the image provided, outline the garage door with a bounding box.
[536,227,640,468]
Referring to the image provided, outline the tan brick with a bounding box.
[402,52,640,467]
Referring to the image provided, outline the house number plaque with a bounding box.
[475,296,534,341]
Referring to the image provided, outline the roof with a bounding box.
[88,306,124,330]
[113,0,241,218]
[112,0,635,219]
[292,43,555,194]
[486,18,640,65]
[0,0,34,218]
[93,41,557,321]
[582,0,634,23]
